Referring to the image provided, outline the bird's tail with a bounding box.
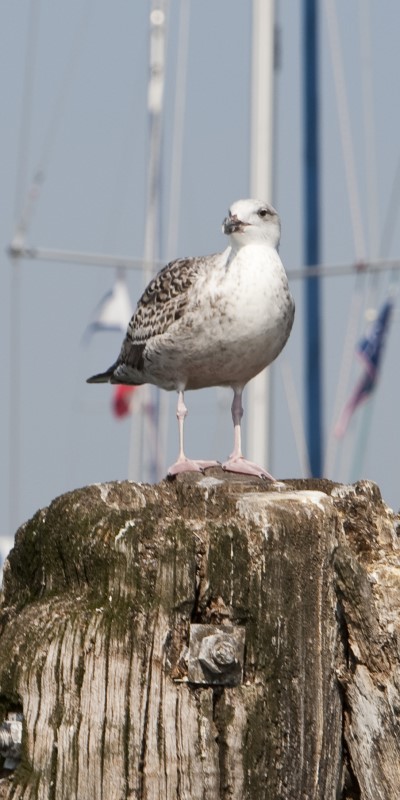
[86,365,115,384]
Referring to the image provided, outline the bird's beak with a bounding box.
[222,214,249,235]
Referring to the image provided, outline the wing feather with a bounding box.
[116,256,207,371]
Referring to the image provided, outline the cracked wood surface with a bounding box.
[0,473,399,799]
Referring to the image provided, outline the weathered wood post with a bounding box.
[0,473,399,799]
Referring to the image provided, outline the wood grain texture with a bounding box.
[0,474,399,799]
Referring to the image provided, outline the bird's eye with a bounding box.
[258,208,269,218]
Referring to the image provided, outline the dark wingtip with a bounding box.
[86,366,115,384]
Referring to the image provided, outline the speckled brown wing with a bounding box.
[113,257,207,378]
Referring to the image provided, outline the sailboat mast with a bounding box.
[303,0,323,476]
[247,0,275,469]
[129,0,168,483]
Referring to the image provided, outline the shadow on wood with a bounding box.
[0,472,399,799]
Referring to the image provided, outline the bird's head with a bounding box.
[222,199,281,249]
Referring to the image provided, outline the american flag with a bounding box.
[335,298,394,437]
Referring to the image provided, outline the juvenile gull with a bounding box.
[87,199,295,477]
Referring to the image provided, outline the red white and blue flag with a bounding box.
[335,297,394,437]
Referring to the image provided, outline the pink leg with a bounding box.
[222,387,275,480]
[167,391,220,476]
[176,390,188,462]
[230,387,244,460]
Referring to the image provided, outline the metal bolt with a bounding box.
[198,633,238,675]
[187,623,245,686]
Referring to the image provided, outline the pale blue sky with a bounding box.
[1,1,400,565]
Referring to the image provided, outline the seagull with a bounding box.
[87,199,295,478]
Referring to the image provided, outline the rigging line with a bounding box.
[14,0,40,223]
[166,0,191,260]
[356,0,398,480]
[324,272,367,477]
[357,0,382,358]
[323,2,370,476]
[323,0,366,262]
[337,397,357,484]
[380,156,400,259]
[347,395,375,483]
[358,0,380,261]
[8,255,22,538]
[12,245,400,279]
[280,361,311,478]
[327,0,384,476]
[14,0,94,242]
[9,0,41,538]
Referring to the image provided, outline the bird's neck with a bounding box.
[225,240,276,266]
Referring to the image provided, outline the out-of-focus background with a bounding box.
[1,1,400,571]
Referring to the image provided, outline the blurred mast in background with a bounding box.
[8,0,41,535]
[128,0,169,483]
[247,0,276,470]
[303,0,323,476]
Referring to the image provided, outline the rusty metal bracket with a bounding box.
[187,624,245,686]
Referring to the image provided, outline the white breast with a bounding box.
[143,243,294,391]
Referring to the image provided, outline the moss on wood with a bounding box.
[0,474,399,799]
